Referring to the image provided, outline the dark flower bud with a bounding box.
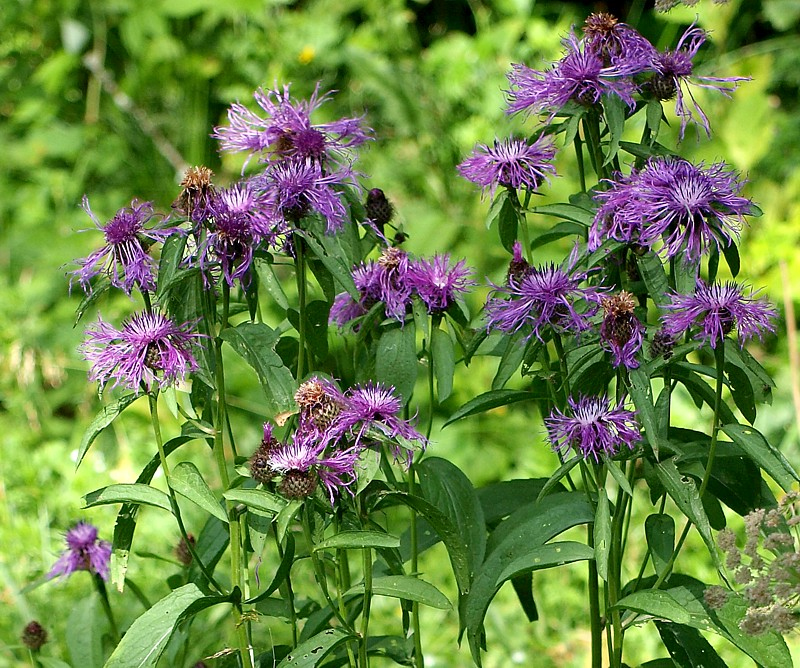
[21,621,48,651]
[175,533,196,567]
[365,188,394,233]
[279,470,319,499]
[649,330,675,360]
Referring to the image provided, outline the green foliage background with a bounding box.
[2,0,800,665]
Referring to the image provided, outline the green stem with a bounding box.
[515,188,534,265]
[274,531,298,647]
[359,546,373,668]
[295,234,308,380]
[408,461,424,668]
[574,133,587,193]
[94,574,120,643]
[28,649,42,668]
[587,525,603,668]
[582,113,606,183]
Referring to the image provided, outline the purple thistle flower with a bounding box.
[582,13,657,69]
[268,432,360,504]
[48,522,112,581]
[70,196,173,296]
[546,395,640,462]
[485,254,605,341]
[335,383,427,464]
[506,31,642,119]
[81,311,205,392]
[647,24,749,139]
[213,83,372,169]
[258,159,349,234]
[661,280,778,349]
[600,291,645,369]
[589,168,644,251]
[457,136,557,199]
[198,181,281,287]
[634,157,751,263]
[407,254,475,314]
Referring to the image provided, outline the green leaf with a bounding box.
[497,541,594,583]
[375,324,417,403]
[76,393,139,470]
[444,389,544,427]
[170,462,228,523]
[287,300,329,360]
[298,230,358,298]
[485,190,519,252]
[636,252,669,307]
[155,233,188,301]
[645,513,675,576]
[628,368,665,458]
[257,259,290,310]
[491,332,530,389]
[655,621,728,668]
[313,530,400,551]
[105,584,235,668]
[619,140,677,159]
[431,327,455,402]
[670,364,737,424]
[606,459,633,497]
[530,203,595,226]
[220,322,296,414]
[347,575,452,610]
[66,595,102,668]
[602,93,625,165]
[83,483,172,513]
[615,588,714,630]
[594,490,611,581]
[536,456,581,501]
[722,241,740,278]
[645,99,663,138]
[530,221,588,251]
[276,500,303,543]
[224,488,288,515]
[721,423,800,492]
[277,628,356,668]
[477,478,550,524]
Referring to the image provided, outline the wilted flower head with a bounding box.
[600,291,645,369]
[485,253,605,341]
[457,136,557,199]
[407,254,475,314]
[213,82,371,169]
[661,280,778,349]
[546,395,640,462]
[81,311,205,392]
[295,376,346,433]
[173,166,216,225]
[647,24,749,139]
[48,521,112,581]
[506,31,643,119]
[70,196,173,296]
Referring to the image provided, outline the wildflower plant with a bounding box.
[41,8,797,668]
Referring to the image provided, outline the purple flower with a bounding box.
[661,280,778,349]
[70,197,173,296]
[335,383,427,464]
[81,311,205,392]
[647,25,749,139]
[506,31,642,119]
[48,522,112,581]
[258,159,349,234]
[268,432,360,504]
[600,291,645,369]
[485,254,605,341]
[407,254,475,314]
[582,13,657,69]
[589,168,644,251]
[546,395,640,462]
[213,83,371,169]
[635,158,751,263]
[197,181,281,287]
[172,166,216,226]
[457,136,557,199]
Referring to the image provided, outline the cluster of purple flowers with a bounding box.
[249,377,426,503]
[505,14,747,139]
[330,247,475,328]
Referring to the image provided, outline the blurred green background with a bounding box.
[2,0,800,665]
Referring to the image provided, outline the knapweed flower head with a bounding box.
[506,30,643,119]
[48,521,112,581]
[457,136,557,199]
[81,311,205,392]
[589,168,645,251]
[546,395,640,462]
[197,181,280,287]
[646,24,749,139]
[213,82,371,170]
[582,13,656,68]
[484,251,605,342]
[172,165,216,225]
[249,422,281,484]
[506,241,532,286]
[70,196,173,296]
[661,280,778,349]
[600,291,645,369]
[364,188,394,238]
[294,376,347,434]
[21,621,48,651]
[406,254,475,314]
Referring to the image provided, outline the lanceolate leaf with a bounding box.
[431,326,455,402]
[444,389,545,427]
[313,531,400,551]
[375,324,417,403]
[496,541,594,583]
[346,575,452,609]
[721,423,800,492]
[277,628,356,668]
[76,393,139,470]
[83,484,172,513]
[223,488,288,515]
[170,461,228,523]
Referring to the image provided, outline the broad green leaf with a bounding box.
[636,252,669,307]
[220,322,296,414]
[298,230,358,298]
[645,99,663,138]
[628,368,665,458]
[431,327,455,402]
[619,140,677,159]
[645,513,675,576]
[188,517,229,586]
[530,203,595,226]
[722,241,740,278]
[76,393,139,470]
[477,478,550,524]
[444,389,544,427]
[615,588,714,630]
[277,500,303,543]
[497,541,594,583]
[670,364,737,424]
[655,621,728,668]
[66,595,102,668]
[594,490,611,581]
[606,459,633,497]
[277,628,356,668]
[375,324,417,403]
[105,584,235,668]
[170,462,228,523]
[602,93,625,165]
[257,258,290,310]
[287,299,329,360]
[530,221,588,251]
[155,233,188,300]
[313,530,400,551]
[247,533,295,605]
[721,423,799,492]
[347,575,452,610]
[491,332,530,389]
[83,484,172,513]
[223,488,288,515]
